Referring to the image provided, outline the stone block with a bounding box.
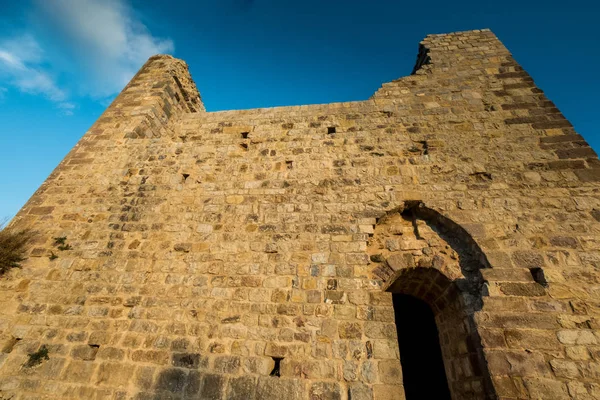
[227,376,257,400]
[255,377,306,400]
[372,384,406,400]
[523,377,569,399]
[70,344,99,361]
[61,360,96,383]
[96,347,125,361]
[550,359,581,379]
[348,383,373,400]
[499,282,546,297]
[135,366,155,389]
[558,330,597,345]
[155,368,187,394]
[504,329,559,350]
[131,350,169,365]
[243,356,274,375]
[200,373,227,400]
[378,360,403,384]
[556,148,596,159]
[486,350,550,377]
[576,168,600,182]
[309,381,342,400]
[339,322,362,339]
[214,355,241,374]
[511,250,545,269]
[96,363,135,387]
[171,352,203,369]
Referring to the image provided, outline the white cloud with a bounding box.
[0,34,70,108]
[1,34,44,64]
[0,0,174,112]
[37,0,174,98]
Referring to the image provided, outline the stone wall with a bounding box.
[1,29,599,399]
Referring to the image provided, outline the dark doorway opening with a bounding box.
[393,294,451,400]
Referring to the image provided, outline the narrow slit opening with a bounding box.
[240,143,249,151]
[270,357,282,377]
[182,173,190,182]
[241,132,249,139]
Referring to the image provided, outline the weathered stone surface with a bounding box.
[348,383,373,400]
[70,344,99,361]
[378,360,403,384]
[499,282,546,297]
[309,381,342,400]
[155,368,187,394]
[61,360,96,383]
[523,377,569,399]
[372,384,406,400]
[256,377,306,400]
[228,376,257,400]
[511,251,545,269]
[200,373,227,400]
[504,329,559,350]
[171,353,203,369]
[96,363,135,387]
[1,29,599,400]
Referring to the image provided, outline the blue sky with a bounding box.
[0,0,598,219]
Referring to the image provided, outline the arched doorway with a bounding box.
[368,202,496,399]
[393,293,451,399]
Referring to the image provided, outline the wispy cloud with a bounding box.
[57,102,76,116]
[0,34,70,109]
[0,0,174,114]
[37,0,174,98]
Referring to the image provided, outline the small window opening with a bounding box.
[240,143,248,151]
[270,357,282,377]
[241,132,249,139]
[530,267,548,287]
[182,173,190,182]
[88,344,100,360]
[393,294,451,400]
[327,127,336,134]
[286,161,293,169]
[418,140,429,155]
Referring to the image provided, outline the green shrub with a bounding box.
[24,345,49,368]
[0,222,33,275]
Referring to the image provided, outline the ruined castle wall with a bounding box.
[1,29,599,399]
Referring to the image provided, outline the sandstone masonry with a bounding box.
[1,29,599,399]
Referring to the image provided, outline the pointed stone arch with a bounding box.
[368,201,497,399]
[369,201,490,310]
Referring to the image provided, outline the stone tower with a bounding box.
[1,29,598,399]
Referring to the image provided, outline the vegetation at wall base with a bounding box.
[0,222,33,275]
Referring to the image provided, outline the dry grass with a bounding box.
[0,221,34,275]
